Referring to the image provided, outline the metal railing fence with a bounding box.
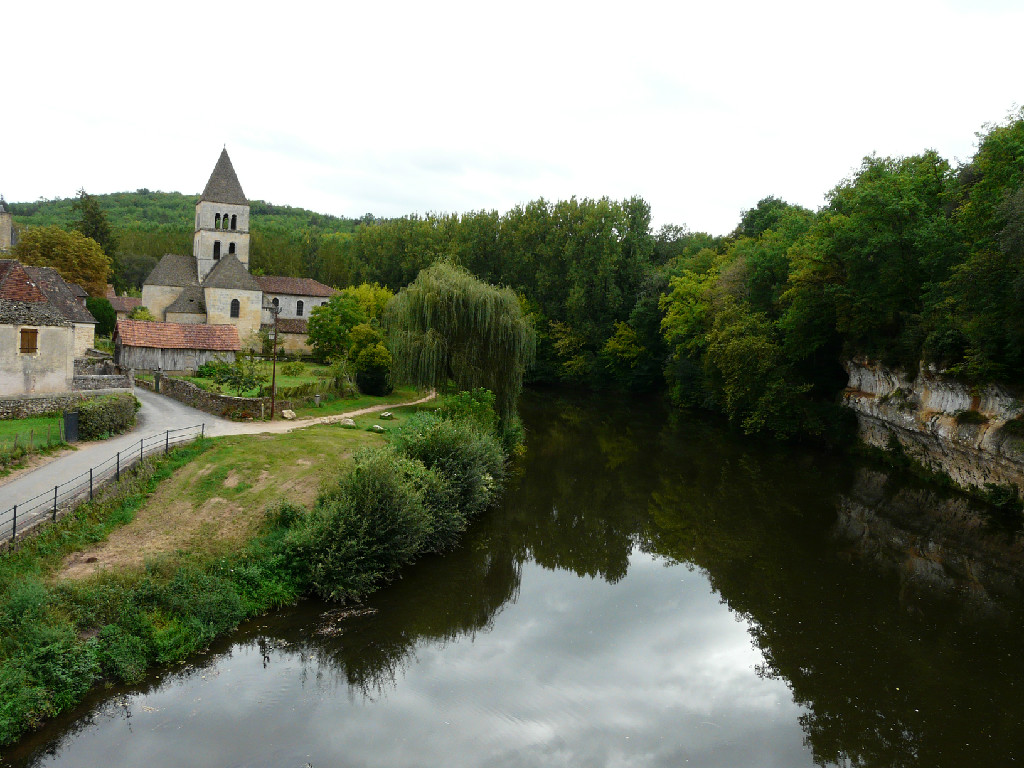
[1,424,206,544]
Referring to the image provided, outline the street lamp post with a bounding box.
[269,305,280,419]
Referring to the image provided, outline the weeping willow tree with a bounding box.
[385,262,536,421]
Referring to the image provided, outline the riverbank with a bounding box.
[0,390,510,749]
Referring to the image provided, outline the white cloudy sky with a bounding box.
[4,0,1021,234]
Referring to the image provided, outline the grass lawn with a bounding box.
[291,386,424,418]
[183,361,333,397]
[0,414,64,447]
[57,397,439,578]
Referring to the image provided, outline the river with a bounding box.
[4,392,1024,767]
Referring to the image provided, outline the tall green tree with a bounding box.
[306,293,367,362]
[385,262,536,421]
[12,226,111,296]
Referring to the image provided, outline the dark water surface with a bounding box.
[5,393,1024,767]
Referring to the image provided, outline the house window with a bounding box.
[230,299,240,318]
[228,242,236,255]
[213,241,221,260]
[19,328,38,354]
[296,300,304,317]
[231,214,237,230]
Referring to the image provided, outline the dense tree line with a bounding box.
[9,109,1022,439]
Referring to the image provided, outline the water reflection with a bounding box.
[5,393,1024,767]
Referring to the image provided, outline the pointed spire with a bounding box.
[200,148,247,205]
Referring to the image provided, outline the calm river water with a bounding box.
[5,393,1024,767]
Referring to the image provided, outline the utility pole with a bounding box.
[269,306,280,419]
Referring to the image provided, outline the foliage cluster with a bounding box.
[77,394,140,440]
[277,391,508,601]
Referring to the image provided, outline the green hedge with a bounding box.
[78,394,140,440]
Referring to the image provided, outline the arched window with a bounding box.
[272,297,279,308]
[215,213,221,229]
[296,300,304,317]
[228,242,236,255]
[231,214,237,230]
[230,299,240,318]
[213,241,221,260]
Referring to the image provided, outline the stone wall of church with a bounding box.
[204,288,262,342]
[165,311,207,325]
[141,285,184,321]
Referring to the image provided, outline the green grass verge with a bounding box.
[0,390,507,748]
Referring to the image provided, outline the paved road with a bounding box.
[0,388,433,540]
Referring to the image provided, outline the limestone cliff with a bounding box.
[843,358,1024,495]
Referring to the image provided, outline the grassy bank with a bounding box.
[0,390,510,748]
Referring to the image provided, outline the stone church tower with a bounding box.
[0,197,15,252]
[194,149,250,281]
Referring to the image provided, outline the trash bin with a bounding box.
[63,411,79,443]
[314,394,321,407]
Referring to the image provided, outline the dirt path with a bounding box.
[221,391,437,435]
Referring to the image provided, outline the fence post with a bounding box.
[201,423,205,438]
[116,451,120,481]
[11,505,15,541]
[140,439,143,463]
[90,468,93,500]
[165,430,169,454]
[53,486,58,521]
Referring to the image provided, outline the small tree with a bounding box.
[385,262,535,421]
[307,294,366,362]
[127,305,157,321]
[86,297,117,336]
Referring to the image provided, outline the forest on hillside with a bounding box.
[9,109,1023,439]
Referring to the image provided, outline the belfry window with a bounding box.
[213,241,221,260]
[230,299,240,318]
[296,300,304,317]
[215,213,221,229]
[231,214,237,230]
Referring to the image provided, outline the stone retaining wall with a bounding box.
[73,375,133,390]
[145,376,290,419]
[0,389,135,419]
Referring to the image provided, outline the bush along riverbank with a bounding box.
[0,389,514,748]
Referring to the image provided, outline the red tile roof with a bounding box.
[0,259,47,302]
[115,319,241,351]
[256,275,338,298]
[262,318,308,334]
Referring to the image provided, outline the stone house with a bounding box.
[114,319,240,372]
[23,266,98,356]
[141,149,336,355]
[0,260,75,396]
[105,285,143,321]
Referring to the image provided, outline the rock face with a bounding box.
[843,358,1024,495]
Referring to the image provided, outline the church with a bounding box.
[140,149,337,354]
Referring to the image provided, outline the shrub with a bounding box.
[354,342,393,396]
[391,412,505,548]
[439,388,499,434]
[1001,416,1024,437]
[954,409,989,425]
[281,361,305,377]
[78,393,140,440]
[196,359,230,379]
[295,449,438,601]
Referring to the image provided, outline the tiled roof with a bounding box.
[262,318,308,335]
[108,296,143,314]
[200,149,247,206]
[0,259,47,302]
[144,253,199,287]
[256,275,338,298]
[116,319,240,351]
[165,284,206,315]
[202,253,261,291]
[67,282,89,299]
[0,299,70,326]
[23,266,97,325]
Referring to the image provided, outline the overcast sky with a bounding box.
[4,0,1021,235]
